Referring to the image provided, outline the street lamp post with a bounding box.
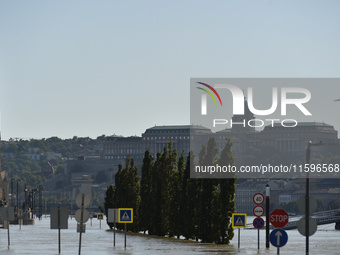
[305,142,311,255]
[11,178,15,207]
[16,180,20,213]
[38,185,42,220]
[265,184,270,248]
[31,189,37,218]
[24,184,28,211]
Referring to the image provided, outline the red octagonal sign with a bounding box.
[270,209,289,228]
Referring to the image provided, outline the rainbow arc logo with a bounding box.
[196,82,222,115]
[196,82,222,106]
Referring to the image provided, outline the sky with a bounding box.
[1,0,340,140]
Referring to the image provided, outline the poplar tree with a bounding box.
[161,141,177,236]
[220,138,236,243]
[149,141,177,236]
[111,157,140,232]
[104,184,115,229]
[212,137,236,244]
[181,152,199,240]
[169,152,185,238]
[139,149,154,233]
[149,152,163,235]
[198,138,219,243]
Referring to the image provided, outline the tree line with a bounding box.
[104,137,236,244]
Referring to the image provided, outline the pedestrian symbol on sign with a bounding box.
[232,213,247,228]
[122,212,130,221]
[236,217,243,225]
[118,208,133,223]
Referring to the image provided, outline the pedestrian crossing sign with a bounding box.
[97,213,104,220]
[232,213,247,228]
[118,208,133,223]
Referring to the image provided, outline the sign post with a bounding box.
[253,218,265,249]
[270,229,288,254]
[232,213,247,249]
[118,208,133,248]
[266,185,270,248]
[75,193,90,255]
[97,213,104,228]
[50,206,68,255]
[270,208,289,254]
[0,206,14,250]
[253,193,265,250]
[108,208,118,248]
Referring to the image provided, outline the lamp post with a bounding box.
[305,142,311,255]
[31,188,37,218]
[11,178,15,207]
[16,180,20,213]
[265,184,270,248]
[38,185,42,220]
[24,184,28,211]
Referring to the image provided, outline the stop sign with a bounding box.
[270,209,289,228]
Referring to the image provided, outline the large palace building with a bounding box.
[101,122,339,171]
[66,100,339,186]
[102,100,339,170]
[102,125,211,168]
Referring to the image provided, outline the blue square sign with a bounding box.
[232,213,247,228]
[118,208,133,223]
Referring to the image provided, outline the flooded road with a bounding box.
[0,216,338,254]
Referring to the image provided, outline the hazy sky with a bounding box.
[1,0,340,140]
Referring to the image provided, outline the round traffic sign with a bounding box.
[253,205,265,217]
[270,229,288,248]
[253,193,265,205]
[297,217,317,236]
[270,209,289,228]
[75,209,90,223]
[253,217,265,229]
[76,194,91,208]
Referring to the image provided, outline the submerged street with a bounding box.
[0,216,338,254]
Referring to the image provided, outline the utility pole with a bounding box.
[265,184,270,248]
[16,180,20,213]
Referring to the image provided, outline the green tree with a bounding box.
[212,137,236,244]
[149,141,177,236]
[181,152,199,240]
[139,149,154,233]
[161,141,177,236]
[104,184,115,229]
[169,151,185,238]
[198,137,219,243]
[111,157,140,232]
[149,152,162,235]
